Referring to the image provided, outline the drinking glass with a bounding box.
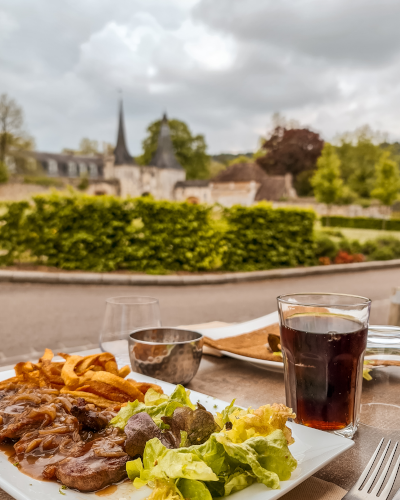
[277,293,371,438]
[99,296,161,366]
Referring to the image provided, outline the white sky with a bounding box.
[1,0,400,154]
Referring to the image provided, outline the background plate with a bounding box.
[0,368,353,500]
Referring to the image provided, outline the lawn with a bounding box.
[318,225,400,243]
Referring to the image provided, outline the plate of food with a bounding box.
[197,312,285,373]
[0,348,353,500]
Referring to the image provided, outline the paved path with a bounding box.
[0,267,398,366]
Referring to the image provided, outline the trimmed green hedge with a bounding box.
[0,193,316,272]
[321,216,400,231]
[222,203,316,270]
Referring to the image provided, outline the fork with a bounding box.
[343,438,400,500]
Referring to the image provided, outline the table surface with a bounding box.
[189,354,400,494]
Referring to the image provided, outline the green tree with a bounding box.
[0,93,35,174]
[136,118,210,179]
[227,155,254,166]
[371,151,400,206]
[311,144,343,207]
[335,125,385,198]
[0,161,9,183]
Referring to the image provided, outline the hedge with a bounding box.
[0,193,316,273]
[321,216,400,231]
[222,203,316,271]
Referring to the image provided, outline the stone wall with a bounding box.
[272,199,391,218]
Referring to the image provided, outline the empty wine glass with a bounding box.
[99,296,161,366]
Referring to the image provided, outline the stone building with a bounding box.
[175,162,297,206]
[25,101,185,200]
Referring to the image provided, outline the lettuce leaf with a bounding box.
[176,478,212,500]
[110,384,195,430]
[222,403,296,445]
[224,469,256,496]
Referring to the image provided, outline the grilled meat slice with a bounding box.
[0,405,57,441]
[124,412,174,457]
[70,404,112,432]
[55,438,128,492]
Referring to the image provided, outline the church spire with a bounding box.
[114,100,135,165]
[150,113,183,170]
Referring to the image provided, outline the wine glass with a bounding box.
[99,296,161,366]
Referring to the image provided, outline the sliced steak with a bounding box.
[70,405,111,432]
[124,412,173,457]
[55,439,128,492]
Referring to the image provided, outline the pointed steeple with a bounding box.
[150,113,183,170]
[114,100,135,165]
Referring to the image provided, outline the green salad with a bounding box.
[110,386,297,499]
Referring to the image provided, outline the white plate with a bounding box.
[0,369,353,500]
[196,311,285,373]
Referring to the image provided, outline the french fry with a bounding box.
[59,387,116,408]
[118,365,131,378]
[14,362,36,376]
[127,380,163,395]
[75,354,102,375]
[91,371,145,402]
[39,348,54,362]
[60,354,83,389]
[0,376,19,389]
[76,381,131,403]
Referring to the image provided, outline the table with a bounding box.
[1,352,399,500]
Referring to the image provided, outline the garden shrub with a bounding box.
[321,216,400,231]
[314,233,339,261]
[221,203,316,271]
[361,237,400,261]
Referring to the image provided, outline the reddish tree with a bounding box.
[257,126,324,178]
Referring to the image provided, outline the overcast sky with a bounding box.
[1,0,400,155]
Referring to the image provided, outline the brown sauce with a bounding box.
[95,485,119,496]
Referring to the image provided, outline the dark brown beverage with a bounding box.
[280,314,367,431]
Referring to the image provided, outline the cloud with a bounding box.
[1,0,400,154]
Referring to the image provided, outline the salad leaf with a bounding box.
[110,385,194,430]
[176,478,212,500]
[216,430,297,488]
[145,388,169,406]
[224,469,256,496]
[214,399,242,428]
[222,403,296,445]
[147,479,182,500]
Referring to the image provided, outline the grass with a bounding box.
[318,225,400,243]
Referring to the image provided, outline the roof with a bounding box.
[149,114,183,170]
[175,180,209,188]
[255,176,290,201]
[114,100,135,165]
[30,151,103,165]
[211,162,267,183]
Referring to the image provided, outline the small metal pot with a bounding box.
[129,327,203,385]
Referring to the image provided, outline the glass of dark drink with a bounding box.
[277,293,371,438]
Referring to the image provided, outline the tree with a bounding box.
[227,155,254,167]
[311,144,343,208]
[335,126,385,198]
[0,161,9,183]
[136,118,210,180]
[371,151,400,206]
[256,125,324,194]
[0,93,35,174]
[62,138,110,156]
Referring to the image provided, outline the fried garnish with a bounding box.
[59,388,116,409]
[75,381,131,403]
[118,365,131,378]
[60,355,83,389]
[39,348,54,362]
[222,403,295,445]
[90,372,145,402]
[127,380,163,395]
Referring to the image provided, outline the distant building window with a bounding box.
[79,163,88,176]
[68,161,78,177]
[47,159,58,176]
[89,163,98,178]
